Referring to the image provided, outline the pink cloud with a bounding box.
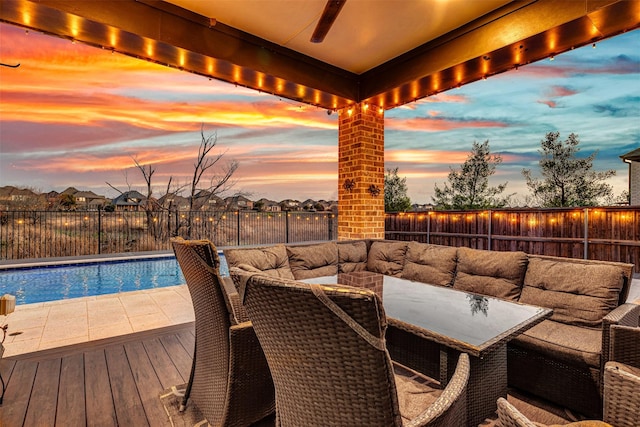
[537,100,558,108]
[547,85,578,97]
[421,93,469,104]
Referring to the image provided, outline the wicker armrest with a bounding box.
[603,361,640,427]
[405,353,470,427]
[601,304,640,373]
[222,276,250,323]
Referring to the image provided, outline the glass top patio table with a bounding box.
[302,271,552,358]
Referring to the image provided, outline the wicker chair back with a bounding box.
[172,238,274,426]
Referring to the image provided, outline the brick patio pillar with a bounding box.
[338,103,385,240]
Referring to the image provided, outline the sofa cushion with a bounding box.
[337,240,368,273]
[520,256,626,327]
[401,242,457,287]
[286,242,338,279]
[223,245,295,280]
[453,247,528,301]
[510,319,602,369]
[367,241,408,277]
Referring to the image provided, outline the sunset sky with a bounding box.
[0,23,638,204]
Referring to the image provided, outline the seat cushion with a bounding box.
[337,240,368,273]
[520,256,626,327]
[286,242,338,279]
[453,247,528,301]
[511,319,602,369]
[223,245,295,279]
[402,241,457,287]
[393,363,441,423]
[367,241,408,277]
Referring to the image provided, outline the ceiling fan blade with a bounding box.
[310,0,347,43]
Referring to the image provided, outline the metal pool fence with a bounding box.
[0,210,337,260]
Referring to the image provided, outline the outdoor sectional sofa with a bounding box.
[223,239,639,419]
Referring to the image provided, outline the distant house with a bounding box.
[60,187,108,210]
[254,198,281,212]
[225,195,254,211]
[0,186,44,210]
[621,148,640,206]
[191,190,225,211]
[112,190,146,211]
[411,203,434,212]
[279,199,300,211]
[158,194,190,211]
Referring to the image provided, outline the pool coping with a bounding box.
[0,250,176,270]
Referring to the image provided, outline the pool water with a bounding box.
[0,255,229,305]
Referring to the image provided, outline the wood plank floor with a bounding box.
[1,323,196,427]
[0,322,590,427]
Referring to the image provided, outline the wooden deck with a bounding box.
[1,323,195,427]
[0,321,591,427]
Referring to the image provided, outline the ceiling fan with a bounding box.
[310,0,347,43]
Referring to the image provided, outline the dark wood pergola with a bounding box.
[1,0,638,111]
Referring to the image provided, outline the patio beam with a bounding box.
[1,0,638,111]
[360,0,640,108]
[0,0,359,109]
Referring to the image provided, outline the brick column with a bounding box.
[338,103,385,240]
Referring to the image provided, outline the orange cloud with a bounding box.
[386,150,469,164]
[386,116,509,132]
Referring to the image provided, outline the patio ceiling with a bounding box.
[1,0,639,110]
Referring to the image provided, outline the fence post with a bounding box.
[98,207,102,255]
[488,209,492,251]
[426,212,431,244]
[328,213,333,241]
[584,208,589,260]
[285,213,290,243]
[237,210,241,246]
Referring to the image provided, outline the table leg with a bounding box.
[467,344,508,427]
[439,348,449,386]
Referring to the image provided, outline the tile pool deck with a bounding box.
[2,285,194,357]
[2,275,640,358]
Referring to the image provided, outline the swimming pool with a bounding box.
[0,254,229,305]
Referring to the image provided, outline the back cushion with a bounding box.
[453,247,528,301]
[287,242,338,279]
[366,241,408,277]
[224,245,295,280]
[520,256,626,327]
[402,241,458,287]
[337,240,368,273]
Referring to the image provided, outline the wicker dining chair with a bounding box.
[171,238,275,427]
[603,324,640,427]
[496,398,613,427]
[234,269,470,427]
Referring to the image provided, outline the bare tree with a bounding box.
[107,124,238,243]
[183,126,239,237]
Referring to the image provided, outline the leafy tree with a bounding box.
[384,167,412,212]
[432,141,511,210]
[522,132,615,207]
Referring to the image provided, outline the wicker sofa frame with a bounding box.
[224,239,639,418]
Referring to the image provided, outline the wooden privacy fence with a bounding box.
[385,207,640,273]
